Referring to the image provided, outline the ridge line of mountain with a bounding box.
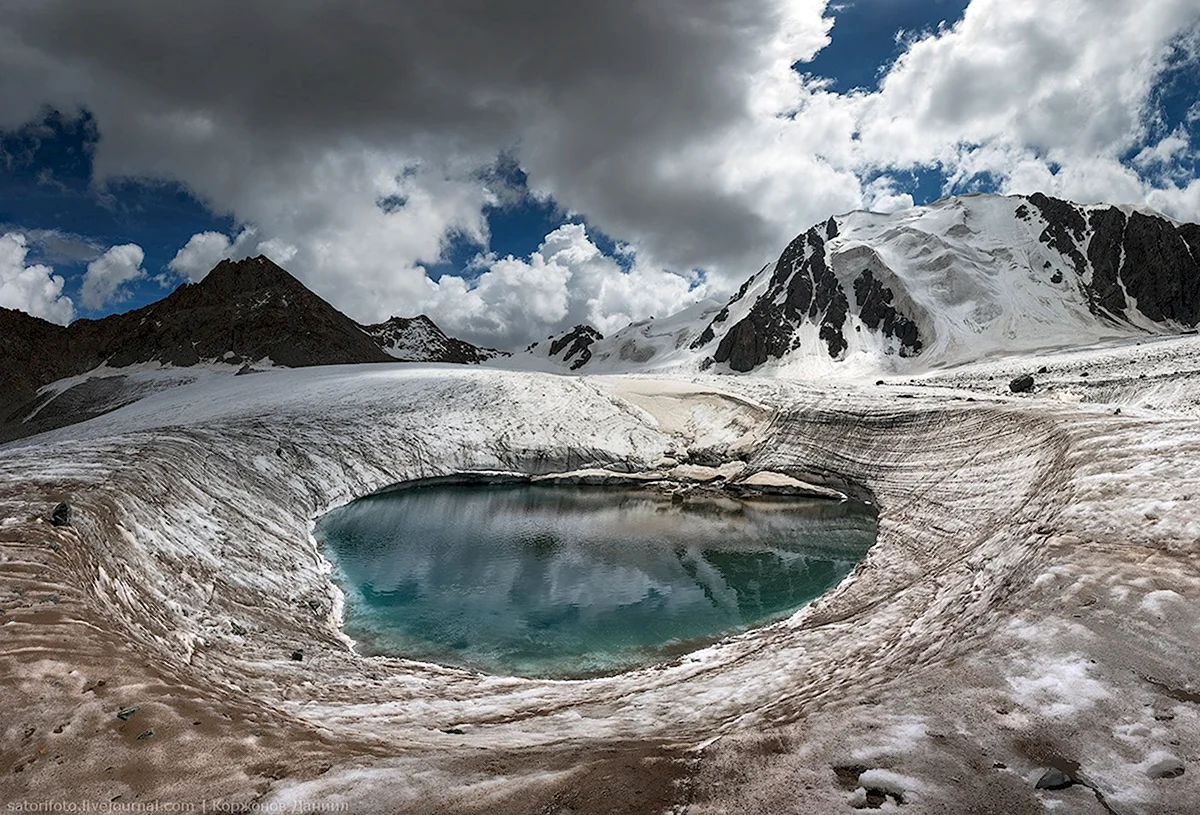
[0,255,505,436]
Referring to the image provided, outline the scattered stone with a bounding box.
[290,649,304,661]
[1009,374,1035,394]
[1080,370,1090,377]
[1114,408,1122,415]
[1035,768,1074,790]
[234,363,256,376]
[275,447,283,457]
[864,788,888,808]
[440,727,465,735]
[135,729,154,740]
[230,622,247,637]
[50,502,72,527]
[1037,366,1049,374]
[832,765,868,791]
[116,707,140,721]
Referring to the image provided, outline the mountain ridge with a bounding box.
[363,314,509,364]
[0,255,502,440]
[530,193,1200,375]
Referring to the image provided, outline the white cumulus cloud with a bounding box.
[422,224,708,348]
[0,232,74,324]
[80,243,146,310]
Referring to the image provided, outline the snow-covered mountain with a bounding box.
[691,193,1200,374]
[363,314,508,363]
[523,299,726,373]
[528,194,1200,375]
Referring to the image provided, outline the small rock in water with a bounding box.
[1009,374,1035,394]
[50,502,72,527]
[1035,768,1074,790]
[290,649,304,661]
[116,707,140,721]
[136,729,154,740]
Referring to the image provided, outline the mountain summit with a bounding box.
[363,314,507,364]
[0,255,500,440]
[530,194,1200,375]
[693,193,1200,373]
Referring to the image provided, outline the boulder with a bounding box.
[50,502,72,527]
[1035,768,1073,790]
[1009,374,1035,393]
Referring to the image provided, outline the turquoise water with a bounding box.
[315,483,875,678]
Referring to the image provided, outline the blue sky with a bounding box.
[0,0,1197,346]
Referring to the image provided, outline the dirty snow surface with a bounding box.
[3,339,1200,814]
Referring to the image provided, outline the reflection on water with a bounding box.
[315,483,875,678]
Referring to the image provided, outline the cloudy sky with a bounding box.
[1,0,1198,348]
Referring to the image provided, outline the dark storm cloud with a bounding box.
[1,0,803,270]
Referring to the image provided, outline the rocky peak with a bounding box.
[695,193,1200,373]
[361,313,508,364]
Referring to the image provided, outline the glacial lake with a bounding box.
[315,483,876,679]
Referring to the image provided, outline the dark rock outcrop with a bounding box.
[532,325,604,370]
[710,226,853,372]
[1084,207,1129,316]
[1030,196,1200,327]
[853,269,922,354]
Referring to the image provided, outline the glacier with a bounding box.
[4,347,1200,813]
[3,194,1200,813]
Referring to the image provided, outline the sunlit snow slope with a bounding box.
[532,194,1200,376]
[692,193,1200,375]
